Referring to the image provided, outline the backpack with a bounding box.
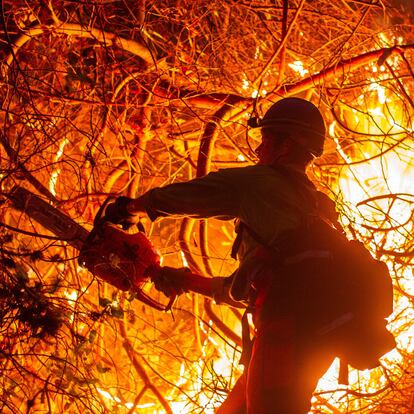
[235,195,395,373]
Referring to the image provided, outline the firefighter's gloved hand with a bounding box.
[103,196,139,229]
[153,267,190,297]
[212,276,246,308]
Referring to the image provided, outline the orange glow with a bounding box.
[3,2,414,413]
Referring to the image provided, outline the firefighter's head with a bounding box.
[250,97,326,167]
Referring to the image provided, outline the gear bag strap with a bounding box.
[231,223,244,259]
[239,307,254,367]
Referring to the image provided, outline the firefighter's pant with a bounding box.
[217,316,336,414]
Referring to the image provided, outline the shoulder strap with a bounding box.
[231,220,281,259]
[231,166,342,258]
[231,225,244,259]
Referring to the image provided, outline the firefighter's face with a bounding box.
[255,129,288,165]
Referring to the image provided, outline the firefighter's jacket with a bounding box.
[142,164,335,301]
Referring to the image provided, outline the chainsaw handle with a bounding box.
[97,196,146,233]
[94,196,116,227]
[133,287,177,312]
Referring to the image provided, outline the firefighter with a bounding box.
[105,97,339,413]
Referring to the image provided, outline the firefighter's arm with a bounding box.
[102,193,151,228]
[154,267,245,308]
[126,192,151,216]
[118,170,240,224]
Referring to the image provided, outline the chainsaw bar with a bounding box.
[8,186,175,311]
[9,186,89,251]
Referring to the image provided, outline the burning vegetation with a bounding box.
[1,0,414,412]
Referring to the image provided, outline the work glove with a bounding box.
[152,266,190,297]
[103,196,139,229]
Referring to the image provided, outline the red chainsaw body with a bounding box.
[79,223,161,292]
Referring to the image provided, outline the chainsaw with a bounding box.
[8,187,178,311]
[77,196,180,310]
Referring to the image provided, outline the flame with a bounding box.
[313,44,414,409]
[64,290,78,303]
[288,60,308,77]
[64,290,79,323]
[158,316,243,414]
[240,77,266,98]
[180,250,189,267]
[49,138,69,196]
[97,387,138,411]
